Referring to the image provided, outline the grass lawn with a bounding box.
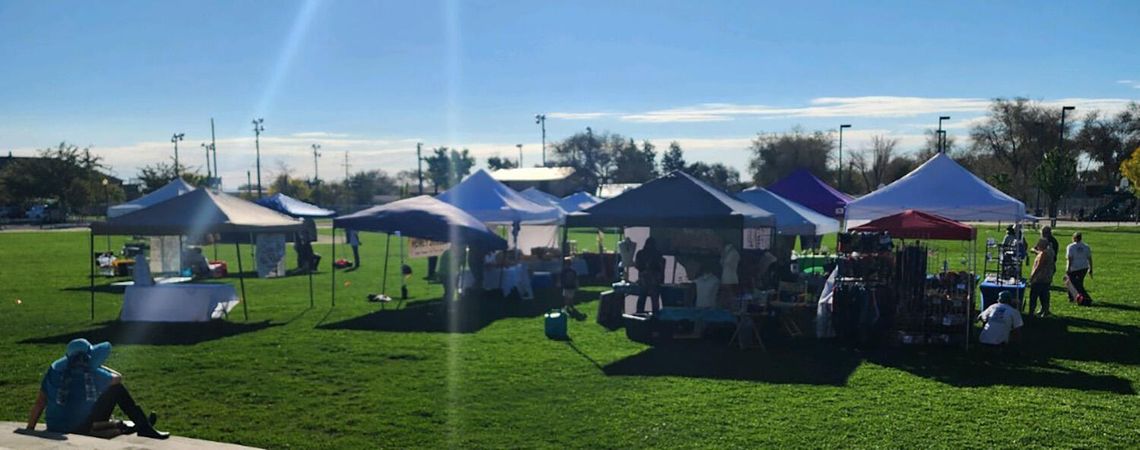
[1,226,1139,448]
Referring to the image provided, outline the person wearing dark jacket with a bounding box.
[634,237,666,314]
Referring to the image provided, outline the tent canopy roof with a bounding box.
[489,166,576,182]
[255,193,336,218]
[333,195,507,250]
[850,209,976,241]
[107,178,195,218]
[737,187,840,236]
[566,171,775,228]
[437,169,562,223]
[767,169,852,218]
[519,187,563,206]
[845,153,1026,222]
[92,189,304,236]
[558,191,602,214]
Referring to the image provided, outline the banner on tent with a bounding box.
[409,238,450,258]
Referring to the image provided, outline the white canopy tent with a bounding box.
[845,153,1027,224]
[438,170,563,254]
[107,178,195,218]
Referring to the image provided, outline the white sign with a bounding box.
[409,238,450,258]
[743,228,773,250]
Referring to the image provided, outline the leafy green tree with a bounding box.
[486,156,518,171]
[686,161,742,192]
[661,141,686,173]
[969,98,1065,201]
[1118,147,1140,198]
[344,170,399,205]
[1035,147,1078,226]
[0,142,123,214]
[611,139,657,183]
[136,161,208,193]
[424,147,475,193]
[747,128,833,186]
[550,127,627,191]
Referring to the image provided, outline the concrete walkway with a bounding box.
[2,422,260,450]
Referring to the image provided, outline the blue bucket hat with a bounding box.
[50,338,111,371]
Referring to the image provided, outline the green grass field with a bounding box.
[1,227,1138,448]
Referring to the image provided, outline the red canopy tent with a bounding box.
[851,209,975,241]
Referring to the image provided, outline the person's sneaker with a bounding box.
[137,428,170,440]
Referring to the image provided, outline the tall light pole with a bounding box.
[516,144,523,167]
[252,118,265,198]
[311,144,322,185]
[1059,106,1076,152]
[838,124,851,192]
[938,116,951,153]
[210,118,218,189]
[171,133,184,176]
[535,114,546,166]
[201,142,213,181]
[416,142,424,195]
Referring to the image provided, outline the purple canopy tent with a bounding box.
[766,169,853,219]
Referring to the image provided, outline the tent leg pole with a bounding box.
[382,233,391,294]
[236,242,248,321]
[308,260,314,308]
[331,226,336,307]
[90,231,95,320]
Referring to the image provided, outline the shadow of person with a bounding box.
[20,320,277,346]
[603,340,862,386]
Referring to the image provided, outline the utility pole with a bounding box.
[516,144,523,167]
[535,114,546,166]
[252,118,265,198]
[246,170,252,198]
[171,133,185,176]
[416,142,424,195]
[210,118,218,189]
[201,142,213,181]
[312,144,322,185]
[342,151,350,182]
[838,124,851,192]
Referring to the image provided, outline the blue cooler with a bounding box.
[544,309,568,340]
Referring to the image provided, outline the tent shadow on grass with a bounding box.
[871,316,1139,394]
[602,341,863,386]
[318,289,562,334]
[21,320,277,346]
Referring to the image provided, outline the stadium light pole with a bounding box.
[938,116,951,153]
[312,144,322,185]
[201,142,213,181]
[252,118,265,198]
[535,114,546,166]
[516,144,523,167]
[838,124,851,192]
[171,133,184,175]
[416,142,424,195]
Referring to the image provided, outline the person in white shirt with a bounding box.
[978,291,1023,347]
[1065,232,1093,302]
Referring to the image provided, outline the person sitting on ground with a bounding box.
[1028,239,1056,318]
[560,257,580,314]
[978,291,1024,348]
[26,339,168,439]
[181,246,211,278]
[1065,231,1093,303]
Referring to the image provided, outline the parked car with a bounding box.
[26,204,65,223]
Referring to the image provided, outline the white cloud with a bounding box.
[290,131,351,138]
[1117,79,1140,89]
[548,112,620,120]
[616,96,1137,123]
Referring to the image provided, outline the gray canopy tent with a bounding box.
[89,189,305,320]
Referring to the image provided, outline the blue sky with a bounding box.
[1,0,1138,186]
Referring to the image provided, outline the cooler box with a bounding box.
[544,310,568,340]
[596,290,624,329]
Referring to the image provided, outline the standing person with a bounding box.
[1040,226,1060,263]
[346,229,361,269]
[634,237,665,314]
[26,339,168,439]
[1065,232,1093,303]
[1028,239,1056,317]
[978,291,1024,348]
[560,257,580,314]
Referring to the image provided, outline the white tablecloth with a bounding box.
[462,264,533,300]
[121,284,239,322]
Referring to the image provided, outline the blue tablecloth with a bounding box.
[979,281,1026,311]
[656,307,736,324]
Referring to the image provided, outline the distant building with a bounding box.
[490,167,583,197]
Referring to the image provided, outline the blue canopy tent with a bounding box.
[558,191,602,214]
[767,169,852,219]
[736,187,840,236]
[566,171,775,229]
[255,193,336,218]
[330,195,508,306]
[519,187,563,207]
[437,170,562,224]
